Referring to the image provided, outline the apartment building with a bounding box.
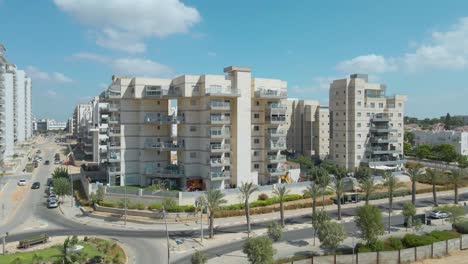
[93,66,288,190]
[414,130,468,156]
[35,119,67,132]
[0,44,33,161]
[282,99,330,159]
[329,74,407,170]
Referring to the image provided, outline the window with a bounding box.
[358,90,362,95]
[190,126,197,132]
[357,101,362,106]
[370,103,375,108]
[398,103,402,107]
[357,123,362,128]
[190,100,196,106]
[254,126,259,131]
[157,101,160,105]
[357,155,362,159]
[190,152,197,158]
[398,113,402,117]
[253,151,258,156]
[336,102,339,106]
[398,133,402,137]
[256,101,260,106]
[254,164,259,169]
[336,112,339,116]
[398,123,402,127]
[254,113,260,119]
[357,133,362,138]
[357,145,361,149]
[335,154,339,158]
[357,112,362,117]
[379,103,384,108]
[254,139,260,144]
[335,144,339,147]
[367,113,370,117]
[367,123,370,127]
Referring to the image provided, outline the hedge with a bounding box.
[99,201,196,213]
[454,221,468,234]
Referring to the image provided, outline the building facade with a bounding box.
[91,66,289,190]
[0,44,33,161]
[35,119,67,132]
[329,74,407,170]
[414,130,468,156]
[283,99,329,159]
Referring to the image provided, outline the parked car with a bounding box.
[33,162,38,168]
[47,194,58,202]
[31,182,40,189]
[18,179,27,186]
[46,178,54,187]
[46,186,54,195]
[44,160,50,165]
[54,160,61,164]
[429,210,451,219]
[47,199,58,209]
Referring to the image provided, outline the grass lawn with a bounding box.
[0,238,124,264]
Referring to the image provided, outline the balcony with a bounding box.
[144,114,184,124]
[208,144,230,153]
[108,141,121,150]
[144,165,184,178]
[209,158,231,167]
[266,167,286,176]
[371,114,391,122]
[269,141,286,150]
[267,129,286,138]
[205,86,240,97]
[370,125,398,133]
[144,140,183,151]
[108,104,120,112]
[210,115,230,125]
[209,101,231,111]
[209,128,230,139]
[265,115,286,124]
[209,171,230,181]
[108,129,121,137]
[108,152,121,162]
[267,154,287,163]
[144,86,179,98]
[266,104,287,114]
[108,167,121,176]
[109,117,120,124]
[255,88,287,99]
[362,158,406,167]
[366,147,400,155]
[106,85,121,99]
[370,136,398,143]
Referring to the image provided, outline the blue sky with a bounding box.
[1,0,468,121]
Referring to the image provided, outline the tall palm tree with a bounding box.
[448,169,465,204]
[425,169,440,207]
[335,177,345,220]
[238,182,259,234]
[359,177,379,205]
[406,162,424,205]
[57,236,80,264]
[200,190,227,238]
[273,185,290,227]
[383,172,405,233]
[303,182,321,216]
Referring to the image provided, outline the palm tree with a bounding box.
[335,177,345,220]
[238,182,259,234]
[57,236,80,264]
[406,162,424,205]
[303,182,321,216]
[448,169,466,204]
[359,177,379,205]
[51,166,69,179]
[313,167,330,208]
[273,185,290,227]
[383,172,405,233]
[425,169,440,207]
[200,190,227,238]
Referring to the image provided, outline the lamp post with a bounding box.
[2,232,8,255]
[163,207,170,264]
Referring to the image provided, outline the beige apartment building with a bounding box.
[282,99,329,159]
[93,66,289,190]
[329,74,407,170]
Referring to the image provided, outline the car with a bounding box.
[36,150,41,154]
[31,182,40,189]
[44,160,50,165]
[47,199,58,209]
[54,160,61,164]
[429,210,451,219]
[46,178,54,186]
[33,162,38,168]
[47,194,58,203]
[18,179,27,186]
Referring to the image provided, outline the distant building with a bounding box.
[35,119,67,132]
[414,130,468,156]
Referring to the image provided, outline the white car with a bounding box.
[429,210,451,219]
[18,179,27,186]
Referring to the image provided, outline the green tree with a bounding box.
[404,131,416,145]
[53,177,71,203]
[242,237,276,264]
[56,236,81,264]
[439,205,466,224]
[359,177,380,205]
[405,162,424,205]
[433,144,458,163]
[355,205,385,245]
[354,166,371,181]
[444,113,451,130]
[239,182,259,234]
[273,185,290,227]
[317,221,347,253]
[415,144,432,160]
[267,221,283,242]
[320,160,337,175]
[448,169,466,204]
[402,202,416,230]
[191,251,208,264]
[383,172,405,233]
[51,166,69,179]
[296,155,314,169]
[90,186,104,205]
[311,210,331,246]
[334,176,345,220]
[404,142,413,155]
[314,167,331,208]
[199,190,227,238]
[303,182,321,216]
[32,254,44,264]
[425,169,440,207]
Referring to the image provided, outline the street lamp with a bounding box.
[2,232,8,255]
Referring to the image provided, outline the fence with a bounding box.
[290,234,468,264]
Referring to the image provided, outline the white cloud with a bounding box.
[47,90,57,97]
[25,66,73,83]
[207,51,217,56]
[336,54,398,74]
[337,17,468,74]
[72,52,174,77]
[54,0,201,53]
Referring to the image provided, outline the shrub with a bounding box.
[267,221,283,242]
[284,194,302,202]
[428,230,460,241]
[191,251,207,264]
[369,240,385,252]
[148,203,163,211]
[356,243,372,253]
[454,221,468,234]
[100,200,118,208]
[127,203,138,210]
[386,237,404,250]
[136,203,146,210]
[258,193,269,201]
[402,234,436,248]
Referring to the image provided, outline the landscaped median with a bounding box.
[0,236,126,264]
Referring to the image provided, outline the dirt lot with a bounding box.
[412,249,468,263]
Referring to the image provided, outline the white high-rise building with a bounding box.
[92,66,288,190]
[0,44,33,162]
[329,74,407,170]
[414,130,468,156]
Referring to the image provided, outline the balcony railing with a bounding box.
[208,144,230,152]
[266,104,287,114]
[255,88,287,99]
[205,86,240,97]
[367,147,400,154]
[370,136,398,143]
[106,85,121,98]
[265,115,287,124]
[210,115,230,124]
[144,141,184,150]
[209,158,231,166]
[371,114,391,122]
[109,117,120,124]
[267,129,286,137]
[108,104,120,111]
[208,101,230,110]
[267,154,287,162]
[144,114,184,124]
[144,165,185,178]
[209,171,230,181]
[269,141,286,150]
[209,128,230,139]
[108,167,121,176]
[108,129,121,137]
[267,167,286,175]
[370,125,398,132]
[108,152,121,162]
